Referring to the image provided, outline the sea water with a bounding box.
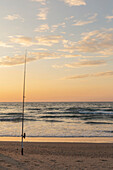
[0,102,113,137]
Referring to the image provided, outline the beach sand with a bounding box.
[0,140,113,169]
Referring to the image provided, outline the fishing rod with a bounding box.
[21,50,27,155]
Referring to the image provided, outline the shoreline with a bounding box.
[0,136,113,143]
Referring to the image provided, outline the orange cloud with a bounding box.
[65,59,107,68]
[73,13,97,26]
[62,0,86,6]
[37,8,48,20]
[64,71,113,80]
[9,35,34,46]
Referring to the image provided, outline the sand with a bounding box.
[1,137,113,143]
[1,141,113,170]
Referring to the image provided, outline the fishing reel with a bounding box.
[21,133,26,139]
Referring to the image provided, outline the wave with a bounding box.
[0,118,37,122]
[6,112,22,115]
[1,111,113,122]
[40,115,80,118]
[0,107,8,109]
[27,108,41,111]
[42,111,59,114]
[44,120,63,122]
[66,107,113,113]
[85,121,113,124]
[46,107,60,110]
[66,107,99,112]
[103,131,113,133]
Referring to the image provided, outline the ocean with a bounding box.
[0,102,113,137]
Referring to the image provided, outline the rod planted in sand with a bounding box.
[21,51,27,155]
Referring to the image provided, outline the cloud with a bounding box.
[62,39,76,48]
[73,20,94,26]
[9,35,34,46]
[62,0,86,6]
[0,52,57,66]
[34,21,66,33]
[64,71,113,80]
[29,52,79,60]
[73,13,97,26]
[0,41,13,48]
[58,47,75,53]
[53,59,107,69]
[4,14,24,22]
[30,52,60,59]
[65,74,89,79]
[0,51,62,66]
[61,54,80,58]
[61,32,66,34]
[33,48,48,51]
[35,24,49,32]
[52,65,64,69]
[77,28,113,54]
[0,52,81,67]
[105,15,113,21]
[31,0,47,5]
[37,8,48,20]
[9,35,63,47]
[35,35,63,46]
[65,16,74,20]
[65,59,106,68]
[59,39,76,53]
[61,28,113,55]
[94,71,113,77]
[30,52,79,60]
[0,55,36,66]
[51,22,66,32]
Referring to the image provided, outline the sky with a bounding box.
[0,0,113,102]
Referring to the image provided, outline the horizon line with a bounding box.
[0,101,113,103]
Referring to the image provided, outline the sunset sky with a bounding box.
[0,0,113,102]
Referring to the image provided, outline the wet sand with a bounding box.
[0,141,113,169]
[0,137,113,143]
